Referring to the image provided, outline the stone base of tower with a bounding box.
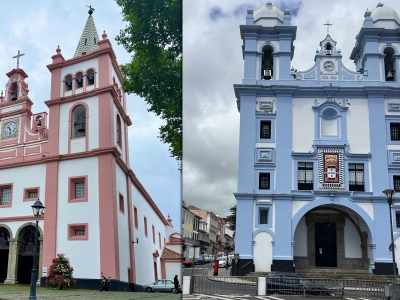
[231,259,254,276]
[373,263,398,275]
[271,260,295,272]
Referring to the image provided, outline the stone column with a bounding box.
[4,238,21,285]
[36,238,43,286]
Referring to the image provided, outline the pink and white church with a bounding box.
[0,8,182,291]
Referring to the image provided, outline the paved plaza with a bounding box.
[183,294,375,300]
[0,285,181,300]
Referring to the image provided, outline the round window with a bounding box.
[321,108,338,120]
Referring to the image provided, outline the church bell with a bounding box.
[263,69,272,80]
[386,70,394,81]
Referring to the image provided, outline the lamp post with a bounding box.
[29,199,45,300]
[383,189,397,287]
[132,235,139,244]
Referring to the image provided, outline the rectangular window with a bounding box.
[68,223,88,240]
[1,188,11,205]
[75,182,85,198]
[159,232,161,248]
[28,192,38,198]
[69,176,88,202]
[152,225,155,244]
[396,213,400,228]
[144,217,148,237]
[260,121,271,139]
[259,173,270,190]
[134,206,138,229]
[260,209,269,224]
[298,162,313,190]
[391,123,400,141]
[119,194,124,214]
[394,176,400,192]
[349,164,365,192]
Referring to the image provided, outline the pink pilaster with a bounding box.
[98,153,120,279]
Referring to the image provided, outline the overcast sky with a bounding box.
[182,0,400,219]
[0,2,180,227]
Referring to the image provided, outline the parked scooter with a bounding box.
[100,272,111,291]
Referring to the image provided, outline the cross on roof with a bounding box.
[324,20,332,34]
[12,50,25,69]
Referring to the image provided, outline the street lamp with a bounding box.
[382,189,397,287]
[29,199,45,300]
[132,235,139,244]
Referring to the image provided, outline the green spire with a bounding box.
[73,9,100,58]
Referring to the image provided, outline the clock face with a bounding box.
[3,121,17,137]
[323,61,335,72]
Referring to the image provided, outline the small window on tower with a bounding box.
[65,75,72,91]
[87,69,94,85]
[85,38,87,45]
[117,115,122,147]
[72,105,86,138]
[76,72,83,89]
[94,37,96,44]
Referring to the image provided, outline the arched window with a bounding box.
[65,75,72,91]
[76,72,83,89]
[384,47,395,81]
[261,45,274,80]
[72,105,86,137]
[116,115,122,147]
[87,69,94,85]
[325,43,332,55]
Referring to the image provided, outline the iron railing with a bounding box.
[190,275,400,299]
[191,276,257,295]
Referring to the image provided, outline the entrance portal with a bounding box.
[0,228,10,282]
[315,223,337,267]
[17,225,39,284]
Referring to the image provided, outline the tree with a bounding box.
[115,0,182,162]
[223,205,236,231]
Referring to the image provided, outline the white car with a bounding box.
[217,256,229,268]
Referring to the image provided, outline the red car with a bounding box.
[182,257,194,267]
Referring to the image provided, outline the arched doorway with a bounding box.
[254,231,273,272]
[0,227,11,282]
[17,225,40,284]
[293,204,371,271]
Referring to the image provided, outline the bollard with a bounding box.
[213,260,219,276]
[258,277,266,295]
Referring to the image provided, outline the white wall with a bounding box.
[0,164,46,217]
[165,262,181,284]
[292,98,315,153]
[56,157,100,279]
[254,231,272,272]
[58,95,99,154]
[344,217,362,258]
[293,216,307,257]
[346,98,370,154]
[131,183,168,285]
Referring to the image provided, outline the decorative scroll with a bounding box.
[318,148,344,189]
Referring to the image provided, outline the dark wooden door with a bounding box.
[315,223,337,267]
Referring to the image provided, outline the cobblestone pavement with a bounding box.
[0,285,181,300]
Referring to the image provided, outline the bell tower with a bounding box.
[42,5,135,285]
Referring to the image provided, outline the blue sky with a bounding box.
[0,2,181,229]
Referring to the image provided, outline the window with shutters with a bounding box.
[349,164,364,192]
[298,162,313,190]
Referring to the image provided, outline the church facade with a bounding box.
[0,9,181,290]
[234,2,400,275]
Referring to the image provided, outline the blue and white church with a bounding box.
[234,2,400,276]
